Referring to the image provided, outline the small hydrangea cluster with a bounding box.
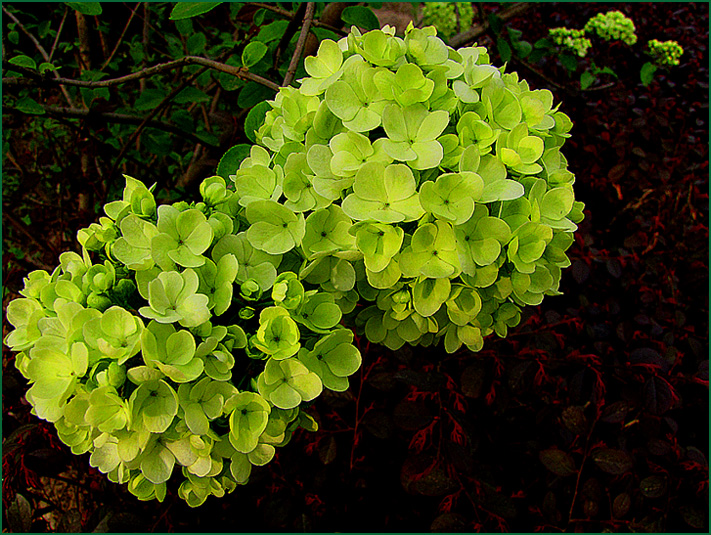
[4,175,362,507]
[5,24,583,507]
[584,10,637,46]
[647,39,684,67]
[422,2,475,41]
[548,28,593,58]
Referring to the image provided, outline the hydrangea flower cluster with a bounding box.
[4,24,582,507]
[647,39,684,67]
[256,23,583,354]
[548,28,593,58]
[584,10,637,46]
[5,173,361,507]
[421,2,475,41]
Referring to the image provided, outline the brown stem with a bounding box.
[5,104,218,148]
[449,3,531,48]
[2,5,75,106]
[282,2,315,87]
[274,2,307,70]
[108,66,209,179]
[249,2,346,35]
[3,55,279,91]
[48,7,68,62]
[99,3,141,72]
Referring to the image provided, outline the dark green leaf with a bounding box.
[170,110,194,132]
[559,53,578,73]
[534,38,552,49]
[598,66,618,79]
[174,18,193,35]
[528,48,547,64]
[539,448,576,476]
[242,41,268,68]
[237,82,275,109]
[640,62,657,86]
[195,130,219,147]
[461,363,486,398]
[257,20,289,43]
[217,56,243,91]
[187,32,206,55]
[217,144,251,180]
[487,14,503,35]
[38,62,57,74]
[592,448,633,475]
[134,88,167,111]
[8,31,19,45]
[507,27,523,42]
[141,128,172,156]
[15,96,45,115]
[173,87,211,104]
[342,6,380,31]
[244,101,271,143]
[513,40,532,58]
[169,2,222,20]
[580,71,596,90]
[65,2,102,16]
[497,38,512,63]
[9,55,37,70]
[253,8,266,26]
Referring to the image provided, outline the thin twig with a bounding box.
[511,56,569,93]
[249,2,346,35]
[282,2,315,87]
[2,55,280,91]
[108,66,209,179]
[274,2,307,70]
[48,7,68,62]
[2,5,75,106]
[34,105,218,147]
[99,3,140,71]
[449,3,530,48]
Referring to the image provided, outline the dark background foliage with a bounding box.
[2,2,708,532]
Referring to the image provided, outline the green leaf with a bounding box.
[341,6,380,31]
[186,32,206,55]
[217,144,250,180]
[257,20,290,43]
[238,82,275,109]
[244,102,271,143]
[65,2,102,16]
[580,71,596,90]
[9,55,37,70]
[15,97,45,115]
[169,2,222,20]
[488,14,503,34]
[242,41,268,68]
[559,53,578,73]
[640,62,657,87]
[174,87,210,104]
[497,38,512,63]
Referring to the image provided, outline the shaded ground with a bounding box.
[2,3,709,532]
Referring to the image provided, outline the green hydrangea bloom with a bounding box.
[647,39,684,67]
[584,11,637,45]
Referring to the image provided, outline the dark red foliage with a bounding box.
[2,3,708,532]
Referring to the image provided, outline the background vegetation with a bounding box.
[2,2,708,532]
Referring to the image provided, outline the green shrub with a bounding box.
[4,23,582,507]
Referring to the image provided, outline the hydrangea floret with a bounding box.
[548,28,592,58]
[4,23,583,507]
[647,39,684,67]
[584,10,637,45]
